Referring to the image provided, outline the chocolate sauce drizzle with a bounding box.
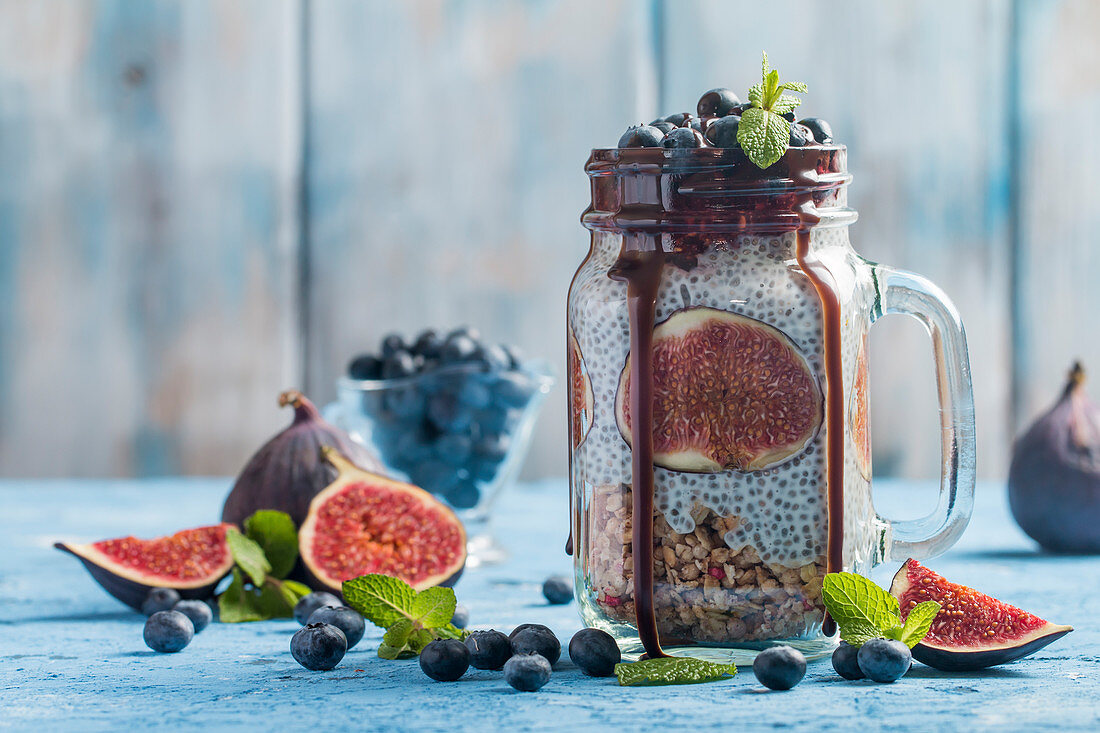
[579,145,848,657]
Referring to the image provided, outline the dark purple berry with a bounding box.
[380,333,405,357]
[832,641,864,680]
[789,123,813,147]
[752,645,807,690]
[617,125,664,148]
[706,115,741,148]
[696,88,741,117]
[568,628,621,677]
[466,630,511,670]
[291,623,347,671]
[662,127,705,149]
[799,117,833,144]
[419,639,469,681]
[348,353,383,380]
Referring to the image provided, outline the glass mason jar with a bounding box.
[568,145,976,662]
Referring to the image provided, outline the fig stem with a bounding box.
[278,389,321,422]
[1066,362,1086,395]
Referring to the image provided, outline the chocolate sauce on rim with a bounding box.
[579,145,850,658]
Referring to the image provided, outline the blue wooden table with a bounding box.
[1,478,1096,732]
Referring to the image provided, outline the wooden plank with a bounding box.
[661,0,1013,481]
[1013,0,1100,437]
[304,0,658,478]
[0,0,302,477]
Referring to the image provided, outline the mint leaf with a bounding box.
[283,579,312,598]
[382,619,414,648]
[342,574,417,628]
[739,51,809,169]
[737,107,790,169]
[897,600,941,648]
[822,572,901,648]
[616,657,737,686]
[411,586,457,628]
[225,528,271,586]
[218,568,267,623]
[243,510,298,579]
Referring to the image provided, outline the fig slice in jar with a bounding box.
[849,334,872,480]
[569,328,594,449]
[615,307,822,473]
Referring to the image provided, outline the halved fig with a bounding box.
[890,559,1072,671]
[56,524,234,610]
[615,307,822,472]
[569,327,594,449]
[299,448,467,593]
[849,333,872,479]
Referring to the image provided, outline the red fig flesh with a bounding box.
[1009,363,1100,553]
[222,390,383,527]
[890,559,1071,671]
[299,448,466,593]
[56,524,234,610]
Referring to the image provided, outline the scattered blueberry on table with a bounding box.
[450,603,470,630]
[465,630,513,670]
[567,628,621,677]
[831,641,864,680]
[291,623,347,671]
[504,653,552,692]
[857,638,912,683]
[307,606,366,649]
[141,588,181,616]
[542,575,573,605]
[143,610,194,653]
[293,591,341,625]
[172,600,213,633]
[752,646,807,690]
[419,639,470,682]
[510,625,561,665]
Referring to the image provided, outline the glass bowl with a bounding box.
[323,361,554,566]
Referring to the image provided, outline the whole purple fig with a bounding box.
[221,390,383,527]
[1008,363,1100,553]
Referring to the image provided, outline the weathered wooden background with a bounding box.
[0,0,1095,481]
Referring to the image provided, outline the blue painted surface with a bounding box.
[0,478,1096,731]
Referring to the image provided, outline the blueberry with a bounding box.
[857,638,911,683]
[663,127,705,149]
[348,353,383,380]
[504,653,552,692]
[458,379,492,409]
[434,433,472,465]
[382,386,423,419]
[479,344,512,373]
[789,122,813,147]
[511,626,561,665]
[467,456,499,483]
[473,432,510,463]
[779,109,795,122]
[696,88,741,118]
[465,629,512,670]
[663,112,692,125]
[687,117,706,132]
[291,622,347,671]
[799,117,833,143]
[752,645,807,690]
[307,606,365,649]
[144,610,194,653]
[412,330,444,360]
[451,604,470,630]
[509,623,551,640]
[293,591,341,625]
[441,335,479,364]
[380,333,406,358]
[493,373,535,407]
[141,588,181,616]
[706,115,741,148]
[617,124,665,148]
[409,459,458,495]
[503,344,525,369]
[445,480,481,509]
[381,350,417,379]
[447,326,482,343]
[427,392,474,433]
[568,628,621,677]
[831,641,864,680]
[477,405,519,434]
[392,427,435,465]
[542,575,573,605]
[419,638,470,681]
[171,600,213,633]
[650,121,676,134]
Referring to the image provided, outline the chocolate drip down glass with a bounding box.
[567,145,976,662]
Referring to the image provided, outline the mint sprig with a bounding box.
[615,657,737,686]
[218,511,310,623]
[737,51,808,169]
[822,572,941,648]
[343,574,467,659]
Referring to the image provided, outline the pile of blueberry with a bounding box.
[140,588,214,653]
[419,624,621,692]
[616,87,834,152]
[346,327,537,510]
[832,639,912,683]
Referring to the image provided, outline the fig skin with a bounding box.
[1008,363,1100,553]
[222,390,384,527]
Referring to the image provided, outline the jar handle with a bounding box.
[869,264,976,563]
